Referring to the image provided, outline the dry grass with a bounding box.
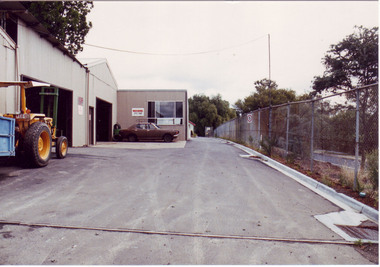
[339,166,378,206]
[340,167,374,191]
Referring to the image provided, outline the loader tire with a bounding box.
[56,136,68,159]
[24,122,52,167]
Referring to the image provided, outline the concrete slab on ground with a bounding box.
[94,141,187,149]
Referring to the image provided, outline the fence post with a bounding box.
[238,116,242,142]
[258,108,261,146]
[310,99,315,172]
[286,102,290,156]
[269,106,272,139]
[354,89,360,191]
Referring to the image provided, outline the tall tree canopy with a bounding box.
[312,26,378,93]
[234,79,297,113]
[189,94,236,136]
[312,26,378,167]
[23,1,93,55]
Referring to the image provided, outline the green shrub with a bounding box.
[259,137,277,157]
[339,167,363,192]
[321,175,333,187]
[286,153,295,165]
[366,149,378,190]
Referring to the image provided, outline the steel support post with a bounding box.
[354,89,360,191]
[310,100,315,172]
[39,87,59,128]
[269,106,272,140]
[286,103,290,155]
[53,87,59,128]
[258,109,261,145]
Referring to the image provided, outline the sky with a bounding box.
[78,1,378,106]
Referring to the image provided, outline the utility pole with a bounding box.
[268,34,272,139]
[268,34,271,81]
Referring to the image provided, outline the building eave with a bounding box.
[0,1,87,70]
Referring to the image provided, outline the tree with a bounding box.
[296,93,313,101]
[23,1,93,55]
[189,94,236,136]
[312,26,378,93]
[234,79,297,113]
[210,94,237,125]
[312,26,378,166]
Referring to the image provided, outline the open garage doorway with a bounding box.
[96,98,112,142]
[23,79,73,146]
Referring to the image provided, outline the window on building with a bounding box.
[148,101,183,125]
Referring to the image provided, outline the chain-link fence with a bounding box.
[215,84,378,188]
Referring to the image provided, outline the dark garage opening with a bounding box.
[24,86,73,147]
[96,98,112,142]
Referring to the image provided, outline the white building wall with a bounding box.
[17,21,88,147]
[82,59,118,136]
[90,62,117,127]
[88,61,117,88]
[0,28,17,114]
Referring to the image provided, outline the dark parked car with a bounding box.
[118,123,179,142]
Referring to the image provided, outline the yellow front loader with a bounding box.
[0,81,68,167]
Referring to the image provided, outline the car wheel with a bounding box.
[128,135,137,142]
[163,134,173,142]
[113,134,123,141]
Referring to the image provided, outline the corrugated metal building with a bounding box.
[0,2,118,147]
[1,2,189,145]
[80,58,118,144]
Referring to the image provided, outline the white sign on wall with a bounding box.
[132,108,144,116]
[78,97,84,115]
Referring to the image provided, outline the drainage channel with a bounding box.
[0,220,355,245]
[315,211,379,243]
[337,220,379,241]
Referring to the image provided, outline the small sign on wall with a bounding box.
[78,97,84,115]
[132,108,144,116]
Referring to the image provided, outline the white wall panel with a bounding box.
[0,28,17,114]
[17,21,88,146]
[86,60,118,131]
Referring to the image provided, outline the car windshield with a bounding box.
[151,123,160,129]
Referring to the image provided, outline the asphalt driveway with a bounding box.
[0,138,375,264]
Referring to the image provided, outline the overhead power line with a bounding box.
[83,35,267,56]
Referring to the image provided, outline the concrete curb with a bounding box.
[224,140,379,223]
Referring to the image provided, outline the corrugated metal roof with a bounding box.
[79,58,107,68]
[0,1,86,69]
